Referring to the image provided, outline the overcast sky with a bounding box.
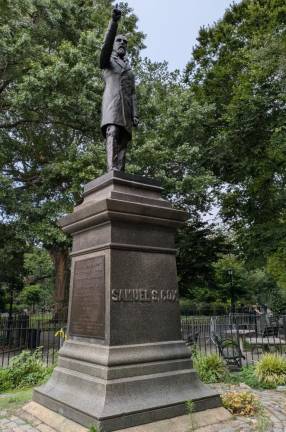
[125,0,239,70]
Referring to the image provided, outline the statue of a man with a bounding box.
[100,5,139,172]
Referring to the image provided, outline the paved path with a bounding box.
[1,384,286,431]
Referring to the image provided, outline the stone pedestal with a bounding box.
[34,171,221,431]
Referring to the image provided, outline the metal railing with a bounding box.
[0,312,67,367]
[181,313,286,366]
[1,312,286,368]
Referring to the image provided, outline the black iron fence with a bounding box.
[181,313,286,366]
[180,304,258,317]
[1,312,286,369]
[0,312,67,367]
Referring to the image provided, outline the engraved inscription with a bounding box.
[111,288,177,303]
[70,256,105,338]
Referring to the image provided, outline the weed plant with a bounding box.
[89,425,102,432]
[222,390,259,416]
[222,390,270,431]
[240,364,261,388]
[193,352,227,383]
[186,400,196,431]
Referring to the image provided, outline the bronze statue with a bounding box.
[100,4,138,172]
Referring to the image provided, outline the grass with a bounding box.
[0,387,33,416]
[256,410,271,432]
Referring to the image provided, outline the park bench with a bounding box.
[243,316,285,353]
[214,335,245,369]
[186,331,199,347]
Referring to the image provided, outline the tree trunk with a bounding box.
[48,247,70,319]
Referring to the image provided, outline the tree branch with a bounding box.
[0,119,34,129]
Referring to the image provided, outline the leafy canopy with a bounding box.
[186,0,286,265]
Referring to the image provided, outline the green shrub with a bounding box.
[193,353,227,383]
[0,368,11,392]
[255,353,286,388]
[228,363,284,389]
[0,348,52,392]
[238,365,262,388]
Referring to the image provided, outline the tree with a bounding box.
[176,221,228,298]
[185,0,286,265]
[131,59,217,217]
[22,247,54,310]
[24,247,53,286]
[0,0,145,310]
[267,248,286,290]
[247,268,281,312]
[0,1,221,311]
[212,255,253,307]
[0,223,26,312]
[17,284,43,312]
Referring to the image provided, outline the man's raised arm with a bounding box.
[99,5,121,69]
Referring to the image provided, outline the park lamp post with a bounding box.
[227,268,235,313]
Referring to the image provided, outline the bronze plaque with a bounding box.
[69,256,105,338]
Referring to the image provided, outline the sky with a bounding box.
[125,0,238,71]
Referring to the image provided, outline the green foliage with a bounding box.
[210,254,279,307]
[186,400,195,415]
[0,223,27,311]
[267,248,286,291]
[0,348,52,392]
[236,365,263,388]
[0,0,284,311]
[212,255,250,305]
[0,388,33,412]
[0,0,145,246]
[132,60,218,216]
[186,0,286,266]
[257,411,271,432]
[0,368,11,393]
[17,247,55,310]
[17,284,43,310]
[229,357,286,390]
[255,354,286,388]
[185,400,196,431]
[0,0,145,307]
[24,248,54,282]
[247,269,281,312]
[193,352,227,383]
[89,426,101,432]
[0,224,26,288]
[177,222,228,298]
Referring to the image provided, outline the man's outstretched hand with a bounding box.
[112,4,121,22]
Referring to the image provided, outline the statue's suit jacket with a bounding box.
[100,20,137,138]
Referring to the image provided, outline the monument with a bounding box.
[33,6,221,431]
[100,4,138,172]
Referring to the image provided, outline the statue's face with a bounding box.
[114,35,128,58]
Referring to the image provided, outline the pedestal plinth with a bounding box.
[34,171,221,431]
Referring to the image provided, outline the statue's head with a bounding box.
[113,34,128,58]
